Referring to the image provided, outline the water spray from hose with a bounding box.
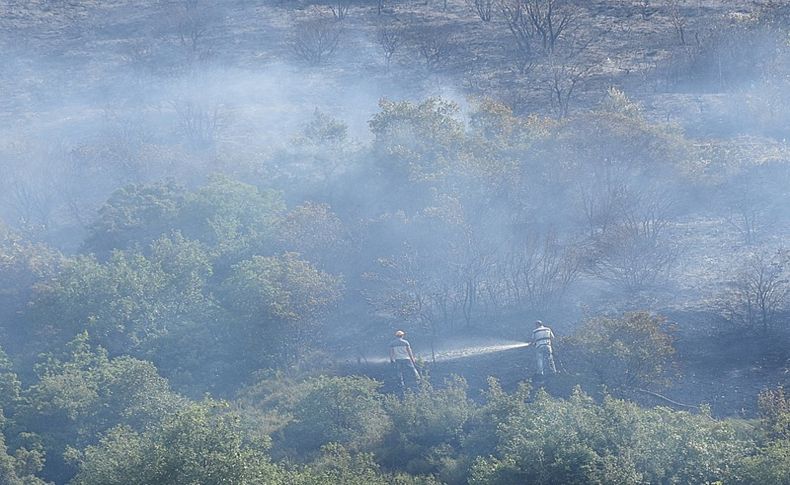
[359,340,531,365]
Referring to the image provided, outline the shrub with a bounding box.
[282,376,389,453]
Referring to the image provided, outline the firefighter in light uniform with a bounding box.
[389,330,421,390]
[532,320,556,376]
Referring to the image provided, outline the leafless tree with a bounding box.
[578,180,629,238]
[172,100,230,150]
[718,249,790,334]
[525,0,574,54]
[667,0,687,45]
[640,0,651,20]
[363,246,452,362]
[175,0,211,51]
[376,22,403,68]
[497,231,581,311]
[587,191,678,293]
[328,0,350,20]
[412,25,457,71]
[547,53,593,118]
[468,0,495,22]
[498,0,537,73]
[291,17,343,66]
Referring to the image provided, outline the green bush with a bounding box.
[379,376,472,477]
[281,376,389,454]
[72,401,286,485]
[568,312,677,391]
[468,387,749,485]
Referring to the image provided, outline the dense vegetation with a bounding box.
[1,0,789,483]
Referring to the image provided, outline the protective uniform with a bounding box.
[389,333,420,389]
[532,323,556,376]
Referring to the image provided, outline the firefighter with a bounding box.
[532,320,557,376]
[389,330,421,389]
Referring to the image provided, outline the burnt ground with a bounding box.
[2,0,788,418]
[340,316,790,418]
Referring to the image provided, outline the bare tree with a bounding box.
[640,0,652,20]
[376,22,403,68]
[468,0,495,22]
[578,180,629,238]
[328,0,350,20]
[172,100,230,150]
[497,231,581,311]
[498,0,537,73]
[717,249,790,334]
[587,191,678,293]
[547,53,593,118]
[175,0,212,51]
[412,25,457,71]
[525,0,575,54]
[363,246,453,362]
[667,0,687,45]
[291,17,343,66]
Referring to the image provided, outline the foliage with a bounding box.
[293,443,442,485]
[281,376,390,454]
[177,175,285,261]
[29,236,215,357]
[369,98,465,183]
[758,387,790,441]
[84,176,285,263]
[71,401,286,485]
[221,253,344,363]
[734,439,790,485]
[17,333,184,482]
[84,181,187,254]
[379,377,472,476]
[568,312,677,390]
[277,202,348,269]
[0,426,46,485]
[0,348,21,411]
[468,388,748,485]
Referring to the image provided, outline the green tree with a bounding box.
[0,348,21,411]
[568,312,677,391]
[369,98,465,184]
[277,202,348,270]
[30,235,215,358]
[468,388,747,484]
[293,443,441,485]
[17,334,184,482]
[0,224,59,353]
[84,181,187,254]
[380,377,472,478]
[221,253,343,364]
[281,376,390,454]
[0,423,46,485]
[71,401,286,485]
[178,175,285,263]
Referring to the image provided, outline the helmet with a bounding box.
[394,330,406,337]
[534,320,543,327]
